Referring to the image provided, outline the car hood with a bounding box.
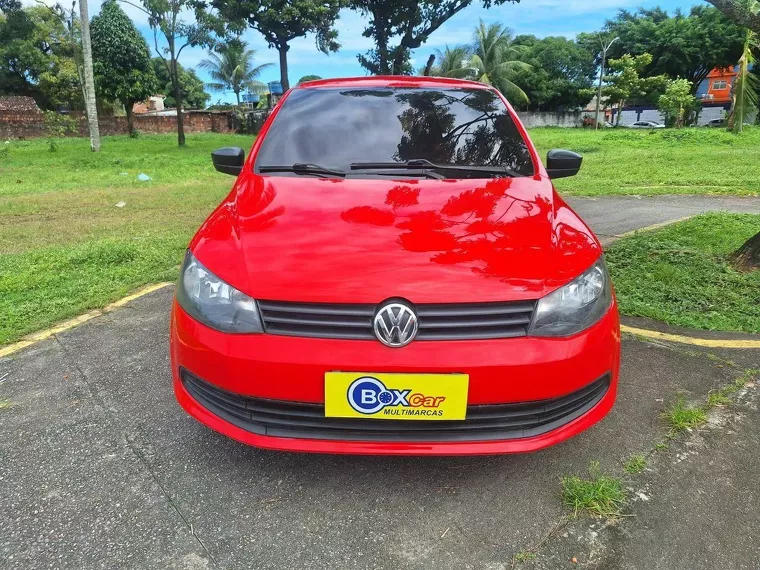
[191,174,601,304]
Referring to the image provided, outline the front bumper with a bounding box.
[170,299,620,455]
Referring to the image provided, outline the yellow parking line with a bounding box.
[103,282,172,310]
[621,324,760,349]
[0,282,173,359]
[615,216,694,239]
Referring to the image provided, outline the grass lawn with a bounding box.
[531,127,760,196]
[1,133,252,345]
[1,129,758,346]
[606,213,760,333]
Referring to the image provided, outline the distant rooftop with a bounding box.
[0,96,40,112]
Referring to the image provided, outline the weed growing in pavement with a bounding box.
[660,369,757,438]
[706,391,732,407]
[562,461,626,518]
[624,454,647,475]
[662,396,707,434]
[514,551,537,562]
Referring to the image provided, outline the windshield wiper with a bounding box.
[350,159,522,178]
[258,163,346,177]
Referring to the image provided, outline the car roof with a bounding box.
[295,76,493,90]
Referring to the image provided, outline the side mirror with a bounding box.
[546,149,583,179]
[212,147,245,176]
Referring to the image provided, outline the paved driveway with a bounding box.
[566,195,760,244]
[2,288,758,569]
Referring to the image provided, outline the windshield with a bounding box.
[254,86,535,178]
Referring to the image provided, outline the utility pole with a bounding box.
[595,35,619,130]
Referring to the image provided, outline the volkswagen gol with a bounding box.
[170,76,620,455]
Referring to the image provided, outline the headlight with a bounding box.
[175,251,264,333]
[529,257,612,337]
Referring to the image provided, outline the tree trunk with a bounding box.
[423,54,435,76]
[731,230,760,271]
[170,56,185,146]
[392,48,405,75]
[706,0,760,34]
[78,0,100,152]
[235,90,241,106]
[278,43,290,91]
[374,6,389,75]
[125,102,135,136]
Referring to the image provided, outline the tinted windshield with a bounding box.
[254,86,534,177]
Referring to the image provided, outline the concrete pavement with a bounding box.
[525,382,760,570]
[566,195,760,245]
[1,287,758,569]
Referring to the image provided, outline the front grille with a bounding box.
[257,300,536,341]
[181,369,610,443]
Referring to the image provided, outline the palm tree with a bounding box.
[728,1,759,133]
[78,0,100,151]
[432,23,531,104]
[467,21,532,105]
[199,40,273,106]
[428,45,472,77]
[726,0,760,270]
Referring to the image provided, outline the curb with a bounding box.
[615,216,694,239]
[621,324,760,349]
[0,282,173,359]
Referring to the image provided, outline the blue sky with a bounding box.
[30,0,706,104]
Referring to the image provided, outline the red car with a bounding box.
[170,76,620,455]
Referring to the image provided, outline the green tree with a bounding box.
[426,45,471,77]
[297,74,322,84]
[707,0,760,32]
[198,38,271,105]
[79,0,101,151]
[91,0,157,135]
[211,0,342,91]
[673,2,760,266]
[0,4,82,109]
[725,0,759,133]
[348,0,519,76]
[129,0,217,146]
[421,23,531,103]
[596,6,745,93]
[152,58,210,109]
[657,78,697,127]
[37,57,82,110]
[603,53,667,125]
[512,35,596,110]
[465,21,531,104]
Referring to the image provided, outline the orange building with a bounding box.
[698,67,738,104]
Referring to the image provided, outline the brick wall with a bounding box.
[0,110,47,139]
[0,110,233,139]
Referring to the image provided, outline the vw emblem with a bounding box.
[373,302,419,348]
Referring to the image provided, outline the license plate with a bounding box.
[325,372,468,421]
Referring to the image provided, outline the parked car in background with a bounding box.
[171,76,621,456]
[627,121,665,129]
[705,118,726,128]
